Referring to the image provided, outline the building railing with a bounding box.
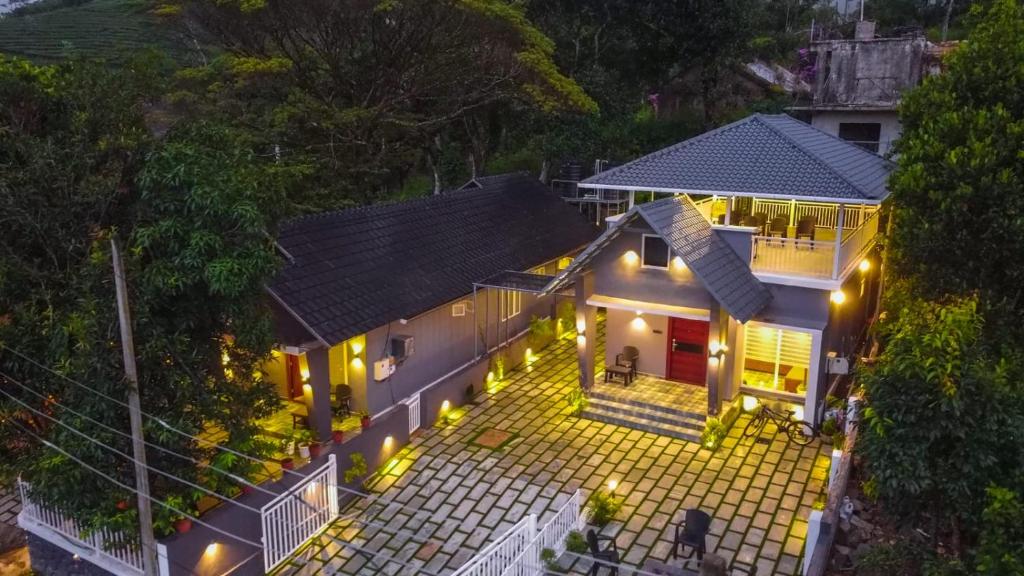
[749,199,872,230]
[837,209,881,277]
[537,490,585,556]
[18,479,146,575]
[261,455,339,573]
[749,208,881,281]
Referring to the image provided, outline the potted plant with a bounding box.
[280,457,295,470]
[820,416,839,444]
[308,431,322,459]
[587,489,623,527]
[295,429,313,459]
[166,494,194,534]
[343,452,368,486]
[359,411,371,429]
[332,429,345,443]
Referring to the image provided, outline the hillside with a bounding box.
[0,0,194,64]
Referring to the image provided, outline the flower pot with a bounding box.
[332,430,344,443]
[280,458,294,470]
[116,500,129,511]
[298,444,310,459]
[309,443,321,459]
[360,416,371,429]
[174,518,192,534]
[240,484,254,496]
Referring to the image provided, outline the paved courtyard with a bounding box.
[280,334,830,576]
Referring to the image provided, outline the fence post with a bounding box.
[803,509,823,576]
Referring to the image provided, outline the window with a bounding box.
[452,302,467,317]
[557,257,573,270]
[838,122,882,153]
[641,235,670,269]
[742,323,813,395]
[500,290,521,321]
[531,265,547,275]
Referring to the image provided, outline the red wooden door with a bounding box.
[666,318,710,385]
[286,354,304,399]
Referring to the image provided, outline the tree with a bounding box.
[975,486,1024,575]
[177,0,596,197]
[857,293,1024,552]
[887,0,1024,341]
[0,57,286,537]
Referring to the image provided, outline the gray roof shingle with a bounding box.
[544,196,771,323]
[269,173,601,346]
[580,114,894,202]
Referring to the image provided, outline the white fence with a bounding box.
[452,489,584,576]
[18,479,147,575]
[406,393,421,434]
[261,455,339,573]
[751,199,872,230]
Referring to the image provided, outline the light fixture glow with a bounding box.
[383,435,394,449]
[607,479,618,492]
[708,355,720,367]
[302,383,312,394]
[350,340,364,355]
[350,357,364,370]
[576,319,586,333]
[204,543,218,556]
[630,316,647,330]
[576,335,586,346]
[300,367,310,381]
[486,371,495,383]
[793,405,805,421]
[742,395,759,412]
[859,258,871,273]
[672,256,686,270]
[623,250,639,265]
[441,400,451,413]
[221,352,230,366]
[830,290,847,305]
[635,310,643,316]
[709,341,721,355]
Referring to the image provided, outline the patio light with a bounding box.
[350,340,364,355]
[205,542,218,556]
[576,319,586,333]
[607,479,618,493]
[830,290,847,305]
[742,395,759,412]
[859,258,871,273]
[672,256,686,270]
[350,357,364,370]
[441,400,450,413]
[384,435,394,449]
[623,250,639,265]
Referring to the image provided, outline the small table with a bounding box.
[290,405,309,428]
[604,365,633,386]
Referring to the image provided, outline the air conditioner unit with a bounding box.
[391,335,415,360]
[826,352,850,375]
[374,357,395,381]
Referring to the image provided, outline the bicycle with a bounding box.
[742,403,816,446]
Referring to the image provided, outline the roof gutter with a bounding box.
[574,183,885,205]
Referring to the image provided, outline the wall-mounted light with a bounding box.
[623,250,639,265]
[350,340,364,355]
[204,542,218,556]
[302,383,312,395]
[441,400,450,413]
[486,371,495,383]
[672,256,686,270]
[793,405,805,421]
[576,319,586,333]
[576,335,586,346]
[630,316,646,330]
[383,435,394,449]
[221,352,230,366]
[742,395,759,412]
[859,258,871,273]
[525,347,536,364]
[350,357,364,370]
[300,367,310,381]
[830,290,847,305]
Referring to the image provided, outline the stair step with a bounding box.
[586,397,705,431]
[588,390,706,422]
[581,408,703,443]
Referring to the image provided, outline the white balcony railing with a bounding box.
[837,209,881,276]
[750,209,881,281]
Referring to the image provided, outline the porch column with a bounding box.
[832,204,845,280]
[725,197,732,225]
[706,302,726,416]
[574,271,597,390]
[305,346,333,441]
[628,190,635,209]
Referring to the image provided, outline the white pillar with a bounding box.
[832,205,845,279]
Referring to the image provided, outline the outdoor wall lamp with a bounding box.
[623,250,639,265]
[830,290,847,305]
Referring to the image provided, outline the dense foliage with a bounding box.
[0,57,286,536]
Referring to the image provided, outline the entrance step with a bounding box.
[581,393,706,443]
[588,389,707,422]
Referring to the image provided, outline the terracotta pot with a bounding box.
[240,484,254,496]
[309,443,322,459]
[280,458,294,470]
[332,430,344,443]
[360,416,371,429]
[174,518,192,534]
[116,500,129,511]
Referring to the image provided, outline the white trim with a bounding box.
[640,234,670,269]
[575,183,884,206]
[753,272,843,291]
[711,224,759,233]
[586,294,710,321]
[734,321,823,421]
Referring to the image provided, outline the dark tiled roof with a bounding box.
[637,197,772,322]
[268,173,601,346]
[545,196,771,323]
[580,114,894,202]
[458,172,535,190]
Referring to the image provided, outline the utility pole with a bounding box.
[111,238,159,576]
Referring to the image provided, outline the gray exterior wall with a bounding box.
[810,110,901,155]
[811,37,928,109]
[605,308,670,379]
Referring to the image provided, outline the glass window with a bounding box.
[742,323,813,395]
[558,257,573,270]
[642,235,669,269]
[838,122,882,153]
[501,290,521,321]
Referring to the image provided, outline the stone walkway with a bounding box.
[279,335,830,576]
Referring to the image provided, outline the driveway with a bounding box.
[281,336,830,576]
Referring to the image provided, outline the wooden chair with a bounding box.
[768,216,788,243]
[615,346,639,378]
[796,215,817,243]
[586,530,619,576]
[673,509,712,561]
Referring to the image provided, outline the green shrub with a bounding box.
[976,486,1024,575]
[820,417,839,438]
[831,430,847,449]
[566,386,587,417]
[528,315,554,349]
[565,530,588,554]
[540,547,565,573]
[587,490,623,527]
[343,452,368,484]
[700,417,727,451]
[556,301,576,336]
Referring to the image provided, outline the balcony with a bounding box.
[694,197,881,282]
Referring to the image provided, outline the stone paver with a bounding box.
[279,325,830,575]
[0,486,20,527]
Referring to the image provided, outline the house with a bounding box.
[545,113,893,428]
[789,21,946,155]
[263,172,601,440]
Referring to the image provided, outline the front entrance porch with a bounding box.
[584,375,708,442]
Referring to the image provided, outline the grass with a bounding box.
[0,0,196,65]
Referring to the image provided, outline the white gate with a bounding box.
[406,393,421,433]
[261,455,339,573]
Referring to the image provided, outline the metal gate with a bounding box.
[406,393,421,433]
[261,455,338,573]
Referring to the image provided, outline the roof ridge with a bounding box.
[753,115,875,200]
[580,115,765,185]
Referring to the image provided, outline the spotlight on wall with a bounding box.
[204,542,218,556]
[859,258,871,273]
[672,256,686,270]
[441,400,451,413]
[830,290,847,305]
[742,395,759,412]
[623,250,639,265]
[384,435,394,449]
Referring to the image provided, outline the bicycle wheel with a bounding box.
[743,411,766,438]
[786,420,816,446]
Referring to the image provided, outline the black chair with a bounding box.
[753,212,769,235]
[331,384,352,417]
[739,215,760,228]
[673,509,712,561]
[615,346,639,378]
[796,215,817,243]
[586,530,619,576]
[768,216,788,239]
